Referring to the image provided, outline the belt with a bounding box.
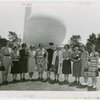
[4,55,10,56]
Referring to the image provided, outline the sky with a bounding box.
[0,1,100,44]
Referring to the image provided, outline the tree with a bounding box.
[69,35,81,48]
[86,33,97,53]
[95,33,100,54]
[8,31,22,48]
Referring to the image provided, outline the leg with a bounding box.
[84,76,88,85]
[92,77,97,88]
[64,74,66,81]
[66,74,69,82]
[2,71,5,83]
[15,74,17,80]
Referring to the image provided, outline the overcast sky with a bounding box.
[0,1,100,44]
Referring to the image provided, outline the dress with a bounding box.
[36,49,47,73]
[88,52,99,77]
[52,50,63,74]
[19,49,28,73]
[72,51,82,77]
[28,50,36,72]
[1,47,12,73]
[81,51,89,77]
[62,50,72,74]
[47,48,54,71]
[11,50,20,74]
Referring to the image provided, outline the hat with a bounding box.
[22,43,27,47]
[49,42,54,45]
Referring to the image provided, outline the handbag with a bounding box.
[84,68,88,72]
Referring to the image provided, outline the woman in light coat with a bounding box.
[52,46,63,82]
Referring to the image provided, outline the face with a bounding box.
[6,41,10,46]
[81,46,85,52]
[74,47,79,51]
[92,45,95,51]
[30,46,35,51]
[65,46,69,50]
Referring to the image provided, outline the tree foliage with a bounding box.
[8,31,22,48]
[69,35,81,48]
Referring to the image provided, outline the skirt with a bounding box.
[62,60,71,74]
[88,66,99,77]
[11,61,20,74]
[73,60,82,77]
[19,58,28,73]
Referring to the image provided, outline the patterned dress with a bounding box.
[62,50,72,74]
[81,51,89,77]
[72,51,82,77]
[88,52,99,77]
[36,49,47,73]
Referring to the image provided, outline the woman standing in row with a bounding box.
[62,44,72,84]
[19,43,28,81]
[88,45,99,89]
[28,45,36,81]
[1,41,12,84]
[80,45,89,87]
[71,46,82,86]
[35,44,47,80]
[52,46,63,82]
[11,46,20,82]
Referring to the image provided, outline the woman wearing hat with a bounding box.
[19,43,28,81]
[46,42,54,80]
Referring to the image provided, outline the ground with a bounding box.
[0,71,100,91]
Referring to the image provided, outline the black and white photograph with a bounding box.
[0,0,100,98]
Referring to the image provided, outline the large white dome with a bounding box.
[23,7,66,47]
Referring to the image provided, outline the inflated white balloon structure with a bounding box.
[23,7,66,47]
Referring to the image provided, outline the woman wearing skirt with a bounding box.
[88,45,99,89]
[28,45,36,81]
[62,44,72,84]
[11,46,20,82]
[71,46,82,86]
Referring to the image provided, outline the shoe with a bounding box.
[68,81,77,86]
[93,86,96,89]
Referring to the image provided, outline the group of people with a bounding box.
[0,41,99,89]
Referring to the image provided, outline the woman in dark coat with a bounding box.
[11,46,20,82]
[19,43,28,81]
